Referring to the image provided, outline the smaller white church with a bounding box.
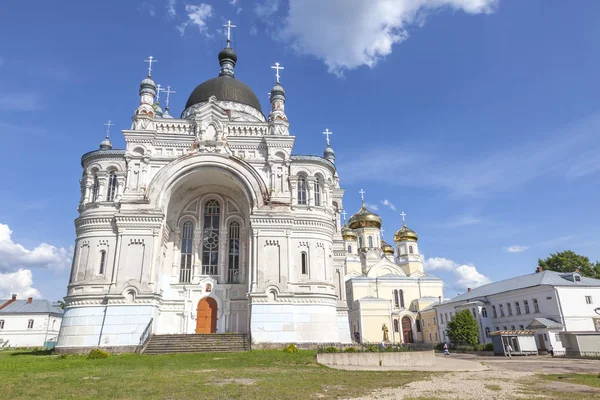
[342,203,444,344]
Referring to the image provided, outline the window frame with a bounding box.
[179,220,194,283]
[27,319,34,329]
[98,249,107,275]
[106,172,118,201]
[227,221,241,284]
[314,178,321,206]
[524,300,530,314]
[586,295,593,304]
[492,305,497,318]
[481,307,488,318]
[297,177,308,205]
[533,298,540,312]
[0,320,4,329]
[301,251,308,275]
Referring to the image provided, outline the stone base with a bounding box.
[317,350,436,367]
[54,345,139,355]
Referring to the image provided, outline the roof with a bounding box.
[0,300,63,315]
[441,270,600,306]
[490,330,535,336]
[290,155,335,172]
[81,149,126,166]
[527,317,564,330]
[350,274,441,282]
[185,75,262,113]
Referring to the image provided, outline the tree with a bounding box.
[538,250,600,278]
[447,309,479,345]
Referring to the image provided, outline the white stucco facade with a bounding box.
[56,46,352,352]
[0,298,63,348]
[434,270,600,354]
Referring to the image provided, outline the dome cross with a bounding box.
[144,56,157,77]
[104,120,114,138]
[341,209,347,224]
[156,84,164,101]
[223,20,236,47]
[400,211,407,224]
[323,128,333,146]
[359,189,366,203]
[271,62,284,84]
[164,86,176,109]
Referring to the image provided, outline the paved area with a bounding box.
[328,354,488,372]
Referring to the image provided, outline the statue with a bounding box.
[382,323,389,342]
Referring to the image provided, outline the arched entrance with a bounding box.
[196,297,217,333]
[402,316,414,343]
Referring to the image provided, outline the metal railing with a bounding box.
[137,318,153,354]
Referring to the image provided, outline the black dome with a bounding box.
[184,76,262,113]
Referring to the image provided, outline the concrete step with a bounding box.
[142,333,250,354]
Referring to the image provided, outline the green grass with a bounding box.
[541,374,600,388]
[0,349,426,400]
[483,384,502,392]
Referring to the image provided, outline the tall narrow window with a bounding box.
[227,221,240,283]
[507,303,513,316]
[393,319,399,332]
[28,319,34,329]
[358,237,363,248]
[393,290,400,308]
[492,305,497,318]
[482,307,488,318]
[180,221,194,283]
[301,252,308,275]
[314,178,321,206]
[347,245,352,253]
[106,172,118,201]
[533,298,540,312]
[202,200,221,276]
[0,320,4,329]
[485,327,490,337]
[297,177,307,205]
[524,300,530,314]
[398,289,405,308]
[98,250,106,275]
[368,236,373,248]
[499,304,505,317]
[409,246,414,254]
[515,302,521,315]
[416,319,421,332]
[91,175,100,201]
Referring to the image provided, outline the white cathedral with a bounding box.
[56,34,444,353]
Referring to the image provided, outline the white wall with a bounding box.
[0,313,62,348]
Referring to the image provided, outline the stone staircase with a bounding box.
[143,333,250,354]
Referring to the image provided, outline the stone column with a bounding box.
[96,172,109,202]
[115,174,126,201]
[306,177,315,209]
[124,156,133,191]
[82,175,93,204]
[172,230,181,281]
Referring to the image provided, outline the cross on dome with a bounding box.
[323,129,333,146]
[223,20,236,47]
[144,56,157,77]
[359,189,366,203]
[271,62,284,84]
[400,211,407,224]
[380,228,385,240]
[104,120,114,138]
[164,86,176,109]
[341,209,347,223]
[156,84,164,101]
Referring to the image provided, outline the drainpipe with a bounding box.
[98,296,109,347]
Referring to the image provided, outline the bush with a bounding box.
[435,343,446,351]
[87,349,109,359]
[58,354,68,360]
[283,344,298,353]
[484,342,494,351]
[343,347,357,353]
[365,345,378,353]
[323,347,339,353]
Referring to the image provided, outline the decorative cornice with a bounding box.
[81,149,126,167]
[290,155,335,172]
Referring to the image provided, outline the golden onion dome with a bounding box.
[393,223,418,242]
[348,204,382,230]
[341,224,357,240]
[381,240,394,255]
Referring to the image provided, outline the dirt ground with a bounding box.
[347,354,600,400]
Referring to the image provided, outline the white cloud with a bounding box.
[255,0,279,19]
[364,203,380,211]
[230,0,243,14]
[0,93,43,111]
[381,199,397,211]
[425,257,491,291]
[0,269,41,299]
[506,245,528,253]
[178,3,213,36]
[272,0,497,75]
[138,2,156,17]
[441,212,482,228]
[167,0,176,17]
[0,223,71,271]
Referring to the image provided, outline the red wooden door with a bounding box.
[196,297,217,333]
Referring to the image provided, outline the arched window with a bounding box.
[98,250,106,275]
[416,319,421,332]
[347,245,352,253]
[202,200,220,276]
[368,236,373,248]
[227,221,240,283]
[485,327,491,337]
[393,290,400,308]
[91,175,100,202]
[393,319,399,332]
[301,251,308,275]
[358,237,363,248]
[180,221,194,283]
[106,172,118,201]
[297,177,307,205]
[314,178,321,206]
[481,307,488,318]
[27,319,34,329]
[398,289,405,308]
[409,246,414,254]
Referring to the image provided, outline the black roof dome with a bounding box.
[184,46,262,113]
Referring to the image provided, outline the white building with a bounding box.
[57,40,354,353]
[434,268,600,353]
[342,206,444,344]
[0,295,63,348]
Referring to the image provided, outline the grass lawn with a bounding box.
[541,373,600,388]
[0,349,426,400]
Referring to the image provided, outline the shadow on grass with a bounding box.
[10,349,54,356]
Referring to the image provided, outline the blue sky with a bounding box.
[1,0,599,300]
